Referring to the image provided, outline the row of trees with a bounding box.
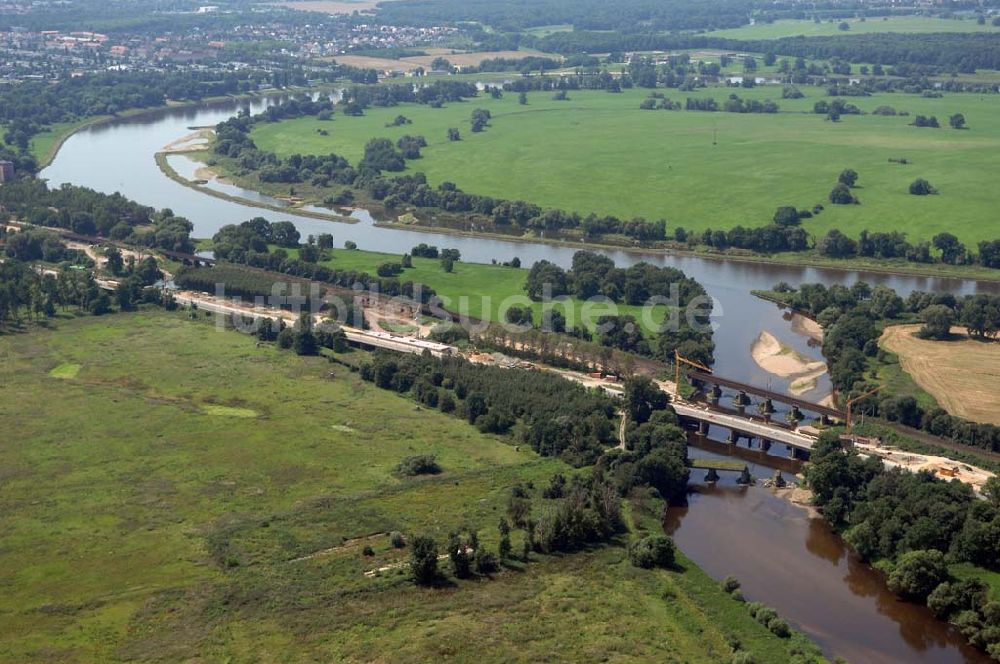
[815,226,1000,269]
[808,433,1000,658]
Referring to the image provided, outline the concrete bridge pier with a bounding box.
[789,447,809,461]
[734,391,750,415]
[761,438,772,452]
[760,398,775,422]
[709,385,723,406]
[697,420,710,437]
[727,429,740,445]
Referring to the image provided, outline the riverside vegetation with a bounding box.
[201,85,1000,276]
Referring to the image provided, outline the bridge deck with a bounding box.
[673,402,817,451]
[690,458,747,472]
[687,370,844,419]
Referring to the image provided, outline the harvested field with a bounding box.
[880,324,1000,425]
[272,0,384,14]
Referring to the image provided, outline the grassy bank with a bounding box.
[0,310,818,662]
[249,86,1000,246]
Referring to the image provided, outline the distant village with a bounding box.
[0,14,459,84]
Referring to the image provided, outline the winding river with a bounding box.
[39,96,999,663]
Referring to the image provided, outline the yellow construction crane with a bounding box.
[674,349,712,398]
[846,385,883,434]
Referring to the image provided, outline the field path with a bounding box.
[880,325,1000,426]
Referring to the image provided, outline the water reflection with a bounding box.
[670,444,989,664]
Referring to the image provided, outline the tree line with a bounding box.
[808,432,1000,659]
[0,179,195,254]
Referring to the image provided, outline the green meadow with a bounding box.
[0,311,813,662]
[706,16,1000,40]
[288,246,667,331]
[251,86,1000,245]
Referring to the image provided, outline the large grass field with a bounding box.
[707,16,1000,40]
[0,311,815,662]
[250,86,1000,245]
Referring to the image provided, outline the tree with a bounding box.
[623,376,669,424]
[447,531,472,578]
[829,183,857,205]
[817,229,858,257]
[447,127,460,141]
[105,247,124,275]
[518,92,528,105]
[949,113,967,130]
[887,549,950,601]
[933,232,965,264]
[628,535,676,568]
[772,206,800,227]
[838,168,859,187]
[909,178,936,196]
[498,518,512,560]
[271,221,300,247]
[410,535,439,584]
[870,285,903,319]
[918,304,955,340]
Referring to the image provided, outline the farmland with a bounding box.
[880,324,1000,426]
[249,86,1000,245]
[707,16,1000,40]
[0,311,810,662]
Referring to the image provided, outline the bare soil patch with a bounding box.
[880,324,1000,426]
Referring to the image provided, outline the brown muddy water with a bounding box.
[672,441,991,664]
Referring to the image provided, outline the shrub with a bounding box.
[887,549,950,601]
[396,454,442,476]
[731,653,756,664]
[362,545,374,556]
[767,617,791,638]
[909,178,936,196]
[829,183,857,205]
[390,531,406,548]
[721,575,742,593]
[409,535,438,584]
[474,548,500,574]
[629,535,676,569]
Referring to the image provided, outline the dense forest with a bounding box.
[524,251,715,365]
[808,433,1000,658]
[0,179,194,253]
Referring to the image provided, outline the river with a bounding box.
[39,96,999,663]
